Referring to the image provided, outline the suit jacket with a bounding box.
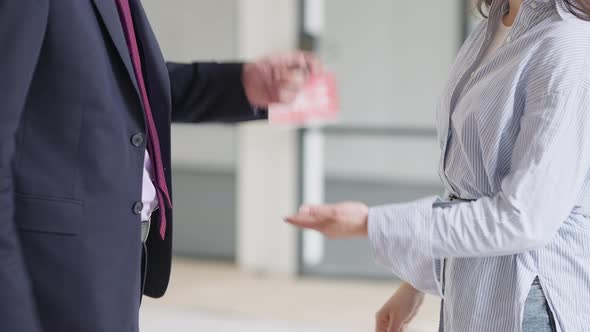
[0,1,264,331]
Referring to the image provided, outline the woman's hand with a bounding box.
[285,202,369,238]
[376,283,425,332]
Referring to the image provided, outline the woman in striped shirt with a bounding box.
[287,0,590,331]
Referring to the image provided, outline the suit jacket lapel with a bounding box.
[91,0,140,98]
[129,0,172,123]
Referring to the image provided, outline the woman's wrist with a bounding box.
[400,282,423,297]
[356,205,369,237]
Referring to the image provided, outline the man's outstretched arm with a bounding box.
[168,52,321,123]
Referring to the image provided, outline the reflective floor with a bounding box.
[139,259,440,332]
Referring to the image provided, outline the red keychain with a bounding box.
[269,72,340,125]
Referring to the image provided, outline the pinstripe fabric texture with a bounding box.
[368,1,590,331]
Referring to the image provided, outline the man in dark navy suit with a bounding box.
[0,0,319,331]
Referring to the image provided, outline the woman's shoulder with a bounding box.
[448,19,488,72]
[463,19,488,47]
[525,19,590,97]
[530,15,590,63]
[536,18,590,54]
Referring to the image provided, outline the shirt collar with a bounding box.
[493,0,569,20]
[543,0,571,19]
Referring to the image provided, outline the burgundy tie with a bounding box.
[115,0,172,239]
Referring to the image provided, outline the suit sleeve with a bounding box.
[167,62,268,123]
[0,0,48,330]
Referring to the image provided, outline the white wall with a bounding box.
[318,0,462,184]
[141,0,239,171]
[320,0,461,126]
[325,136,441,185]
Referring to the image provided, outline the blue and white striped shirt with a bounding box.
[368,0,590,331]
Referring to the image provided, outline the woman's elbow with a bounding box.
[516,216,559,251]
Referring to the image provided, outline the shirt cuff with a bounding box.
[367,196,443,296]
[253,107,269,119]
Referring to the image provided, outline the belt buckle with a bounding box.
[449,194,476,202]
[141,216,152,243]
[141,220,151,243]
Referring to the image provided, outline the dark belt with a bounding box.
[448,194,475,202]
[141,207,159,243]
[141,219,151,243]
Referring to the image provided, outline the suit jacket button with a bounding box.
[133,202,144,215]
[131,133,145,147]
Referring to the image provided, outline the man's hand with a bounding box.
[242,51,322,107]
[285,202,369,238]
[376,283,425,332]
